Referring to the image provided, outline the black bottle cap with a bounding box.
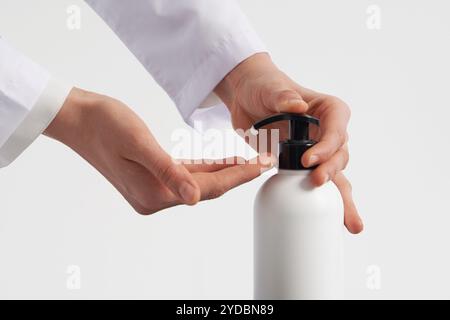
[253,113,320,170]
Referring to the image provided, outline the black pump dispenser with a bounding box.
[253,113,320,170]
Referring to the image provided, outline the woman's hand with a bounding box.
[215,53,363,233]
[44,88,274,215]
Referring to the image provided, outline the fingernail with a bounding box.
[286,98,304,106]
[179,182,197,203]
[261,165,274,173]
[358,219,364,230]
[308,155,319,167]
[260,153,277,172]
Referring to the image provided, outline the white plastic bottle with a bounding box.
[253,113,344,300]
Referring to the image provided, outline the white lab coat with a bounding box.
[0,0,266,167]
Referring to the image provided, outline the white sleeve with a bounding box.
[0,38,72,168]
[85,0,266,129]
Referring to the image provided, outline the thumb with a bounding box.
[263,88,309,114]
[156,159,201,205]
[136,143,201,205]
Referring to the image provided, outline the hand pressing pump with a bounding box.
[253,113,344,300]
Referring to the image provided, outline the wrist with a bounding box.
[43,87,96,146]
[214,53,276,109]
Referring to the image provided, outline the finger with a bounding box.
[136,142,201,205]
[333,172,363,234]
[263,88,309,114]
[302,97,350,168]
[309,145,349,186]
[194,155,275,200]
[180,157,246,173]
[302,127,348,168]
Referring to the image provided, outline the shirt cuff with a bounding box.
[188,102,233,132]
[0,78,72,167]
[175,28,267,126]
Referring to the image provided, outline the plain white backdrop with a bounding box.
[1,0,450,299]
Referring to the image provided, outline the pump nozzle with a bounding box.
[252,113,320,170]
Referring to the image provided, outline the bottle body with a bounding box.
[254,169,344,300]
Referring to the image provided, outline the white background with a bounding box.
[1,0,450,299]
